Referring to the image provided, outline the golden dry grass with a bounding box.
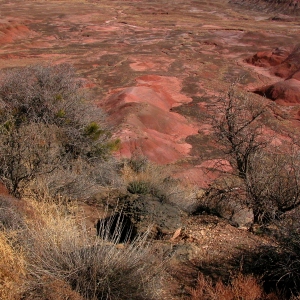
[121,159,168,185]
[121,159,200,212]
[20,197,165,300]
[0,232,26,300]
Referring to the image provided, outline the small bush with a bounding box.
[0,64,117,197]
[190,273,266,300]
[122,157,199,210]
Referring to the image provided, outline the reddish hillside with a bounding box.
[248,45,300,106]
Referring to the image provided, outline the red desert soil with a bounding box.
[0,0,299,186]
[0,22,36,45]
[0,1,299,297]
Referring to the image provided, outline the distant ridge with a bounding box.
[230,0,300,15]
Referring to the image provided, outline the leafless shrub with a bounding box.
[208,84,300,223]
[246,149,300,222]
[190,273,267,300]
[210,85,267,180]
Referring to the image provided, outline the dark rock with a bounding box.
[127,194,183,234]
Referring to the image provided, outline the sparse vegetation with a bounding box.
[0,196,166,300]
[0,65,168,299]
[190,85,300,299]
[237,213,300,299]
[122,156,198,212]
[0,4,299,296]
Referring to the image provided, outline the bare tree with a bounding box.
[246,149,300,222]
[211,86,267,180]
[0,123,61,197]
[209,85,300,223]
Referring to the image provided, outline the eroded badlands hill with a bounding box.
[0,0,299,187]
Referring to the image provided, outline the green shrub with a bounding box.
[127,180,151,195]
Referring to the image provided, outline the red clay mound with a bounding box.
[245,48,290,68]
[253,79,300,104]
[248,45,300,105]
[103,76,198,164]
[246,45,300,77]
[0,22,36,45]
[272,45,300,78]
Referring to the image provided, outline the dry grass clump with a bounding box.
[21,156,122,203]
[121,157,169,193]
[0,196,25,231]
[121,157,199,213]
[190,273,271,300]
[22,198,165,300]
[0,232,26,300]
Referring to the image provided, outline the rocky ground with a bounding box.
[0,0,300,298]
